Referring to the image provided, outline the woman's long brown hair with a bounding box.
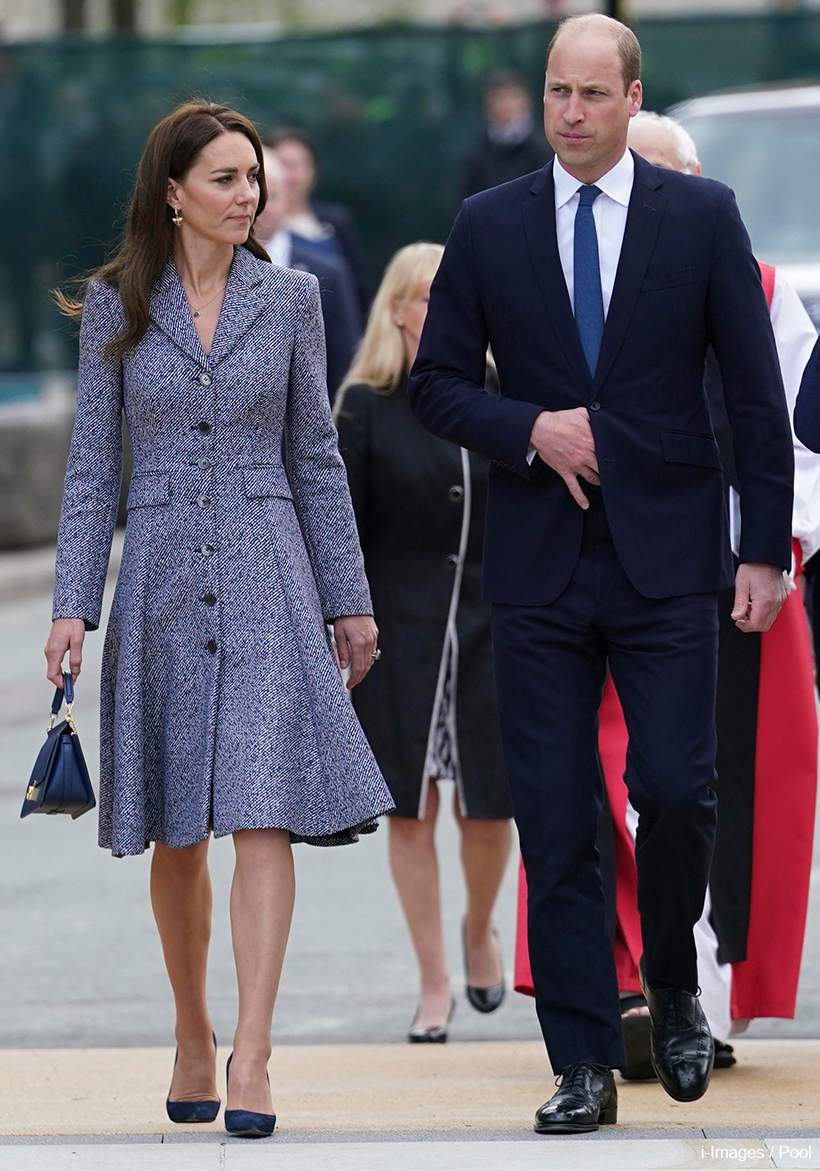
[54,100,270,360]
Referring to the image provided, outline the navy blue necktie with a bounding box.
[573,184,605,377]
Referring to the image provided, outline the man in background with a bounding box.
[462,70,552,198]
[255,148,361,402]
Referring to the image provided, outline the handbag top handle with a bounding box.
[49,672,76,734]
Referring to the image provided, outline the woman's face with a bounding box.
[274,139,317,208]
[393,279,432,365]
[167,131,261,246]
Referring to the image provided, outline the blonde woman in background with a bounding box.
[334,244,513,1042]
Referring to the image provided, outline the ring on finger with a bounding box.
[371,648,382,661]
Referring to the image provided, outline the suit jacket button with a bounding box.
[197,420,212,435]
[202,592,217,606]
[448,484,464,503]
[205,639,218,654]
[198,371,212,387]
[445,554,459,570]
[589,401,601,412]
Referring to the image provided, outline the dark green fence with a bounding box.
[2,13,820,375]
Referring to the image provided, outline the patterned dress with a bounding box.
[53,246,392,857]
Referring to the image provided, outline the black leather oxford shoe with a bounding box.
[534,1063,618,1134]
[639,959,715,1102]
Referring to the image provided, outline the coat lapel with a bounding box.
[206,246,268,370]
[522,161,592,391]
[149,246,269,370]
[592,154,667,392]
[149,256,204,366]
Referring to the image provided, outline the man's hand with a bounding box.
[333,615,379,689]
[731,562,788,633]
[529,408,599,509]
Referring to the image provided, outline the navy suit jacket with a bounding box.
[794,335,820,454]
[290,235,361,401]
[408,151,794,606]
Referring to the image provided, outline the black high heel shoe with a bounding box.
[224,1053,277,1138]
[166,1032,220,1124]
[407,998,455,1043]
[462,919,506,1014]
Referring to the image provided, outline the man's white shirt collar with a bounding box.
[553,148,634,211]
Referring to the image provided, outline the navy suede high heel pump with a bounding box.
[224,1053,277,1138]
[165,1032,220,1124]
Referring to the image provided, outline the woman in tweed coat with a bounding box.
[44,101,391,1137]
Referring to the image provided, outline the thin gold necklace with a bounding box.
[186,283,227,319]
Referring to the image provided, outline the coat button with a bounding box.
[445,553,459,571]
[197,457,212,470]
[202,592,217,606]
[197,495,211,508]
[205,638,218,654]
[197,420,212,435]
[589,401,601,412]
[201,543,215,556]
[448,484,464,503]
[198,371,212,387]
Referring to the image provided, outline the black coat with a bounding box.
[462,128,552,200]
[336,379,511,819]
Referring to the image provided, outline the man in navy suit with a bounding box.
[795,337,820,454]
[409,14,793,1133]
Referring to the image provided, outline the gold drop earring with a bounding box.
[172,207,183,228]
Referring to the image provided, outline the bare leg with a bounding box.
[150,838,218,1102]
[227,827,295,1114]
[456,796,513,988]
[388,781,452,1030]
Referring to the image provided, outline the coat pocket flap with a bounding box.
[127,472,171,510]
[661,430,722,470]
[641,267,696,292]
[242,466,294,500]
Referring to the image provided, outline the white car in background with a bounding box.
[671,84,820,328]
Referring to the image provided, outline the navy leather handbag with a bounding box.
[21,673,96,820]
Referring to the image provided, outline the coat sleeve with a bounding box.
[407,200,544,479]
[794,336,820,456]
[285,277,373,621]
[705,187,794,570]
[52,280,124,631]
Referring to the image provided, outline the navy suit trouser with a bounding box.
[491,490,719,1073]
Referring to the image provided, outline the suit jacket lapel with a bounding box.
[593,155,667,392]
[522,161,592,391]
[207,246,268,370]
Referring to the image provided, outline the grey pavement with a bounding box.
[1,559,818,1049]
[1,1137,820,1170]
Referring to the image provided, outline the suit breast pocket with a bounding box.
[640,267,697,294]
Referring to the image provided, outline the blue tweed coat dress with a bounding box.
[53,245,392,857]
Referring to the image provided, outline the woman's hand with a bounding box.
[44,618,86,687]
[332,615,379,690]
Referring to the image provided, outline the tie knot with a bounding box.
[578,184,602,207]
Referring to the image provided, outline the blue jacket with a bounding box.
[408,151,794,606]
[290,234,361,401]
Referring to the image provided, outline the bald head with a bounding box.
[547,14,641,95]
[628,111,701,175]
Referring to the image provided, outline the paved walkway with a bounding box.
[2,1041,820,1167]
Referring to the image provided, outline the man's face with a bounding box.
[253,147,290,240]
[543,31,642,182]
[486,85,532,128]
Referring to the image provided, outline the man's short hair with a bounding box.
[482,69,529,98]
[631,110,701,174]
[547,14,641,95]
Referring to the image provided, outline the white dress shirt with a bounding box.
[553,148,634,317]
[265,229,292,270]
